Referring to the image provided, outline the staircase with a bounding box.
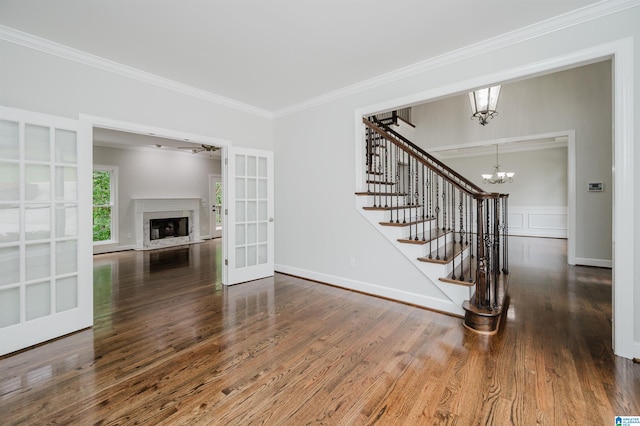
[356,117,509,333]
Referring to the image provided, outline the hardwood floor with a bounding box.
[1,237,639,424]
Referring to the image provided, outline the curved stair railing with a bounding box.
[361,117,510,333]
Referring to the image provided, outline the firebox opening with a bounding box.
[150,217,189,240]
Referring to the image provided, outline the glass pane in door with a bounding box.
[0,120,19,160]
[25,124,50,162]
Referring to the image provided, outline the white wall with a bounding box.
[93,146,221,253]
[443,148,568,207]
[273,7,640,355]
[443,148,569,238]
[0,40,274,150]
[407,62,611,260]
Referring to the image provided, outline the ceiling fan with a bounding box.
[177,144,219,154]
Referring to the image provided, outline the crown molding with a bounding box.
[0,25,275,120]
[1,0,637,120]
[273,0,640,118]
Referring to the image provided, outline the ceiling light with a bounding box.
[482,144,514,184]
[469,85,501,126]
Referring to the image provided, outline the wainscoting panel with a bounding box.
[508,206,567,238]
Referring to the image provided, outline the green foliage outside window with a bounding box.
[215,181,223,225]
[93,170,112,241]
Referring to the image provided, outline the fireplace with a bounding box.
[133,198,203,250]
[150,217,189,240]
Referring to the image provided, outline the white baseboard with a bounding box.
[275,264,462,316]
[573,257,613,268]
[93,244,136,255]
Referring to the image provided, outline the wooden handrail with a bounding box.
[363,117,488,197]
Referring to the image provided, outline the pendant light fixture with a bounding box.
[482,144,514,184]
[469,85,501,126]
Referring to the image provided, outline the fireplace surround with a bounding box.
[133,198,203,250]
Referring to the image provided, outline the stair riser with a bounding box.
[358,205,470,316]
[359,195,413,208]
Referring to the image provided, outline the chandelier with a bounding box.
[469,85,501,126]
[482,145,514,184]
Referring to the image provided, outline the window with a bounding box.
[93,165,118,244]
[215,180,223,230]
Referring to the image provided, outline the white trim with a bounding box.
[0,26,273,120]
[275,0,640,117]
[428,131,571,156]
[509,206,568,238]
[354,38,634,359]
[82,114,234,281]
[80,114,231,149]
[93,243,136,255]
[2,1,638,119]
[611,38,635,359]
[567,131,578,266]
[574,257,613,268]
[275,264,462,316]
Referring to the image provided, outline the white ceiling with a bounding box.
[0,0,603,114]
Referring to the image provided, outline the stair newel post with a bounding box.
[492,196,500,308]
[502,195,509,275]
[468,194,474,284]
[474,196,487,307]
[486,198,493,307]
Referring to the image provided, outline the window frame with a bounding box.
[92,164,118,245]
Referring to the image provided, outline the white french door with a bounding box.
[224,147,274,285]
[0,106,92,356]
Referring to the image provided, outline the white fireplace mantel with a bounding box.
[132,198,203,250]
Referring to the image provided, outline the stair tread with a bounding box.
[439,258,477,286]
[417,240,467,264]
[363,204,422,211]
[398,227,449,245]
[366,180,396,185]
[355,191,408,197]
[379,216,434,227]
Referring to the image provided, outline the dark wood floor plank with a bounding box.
[1,237,639,425]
